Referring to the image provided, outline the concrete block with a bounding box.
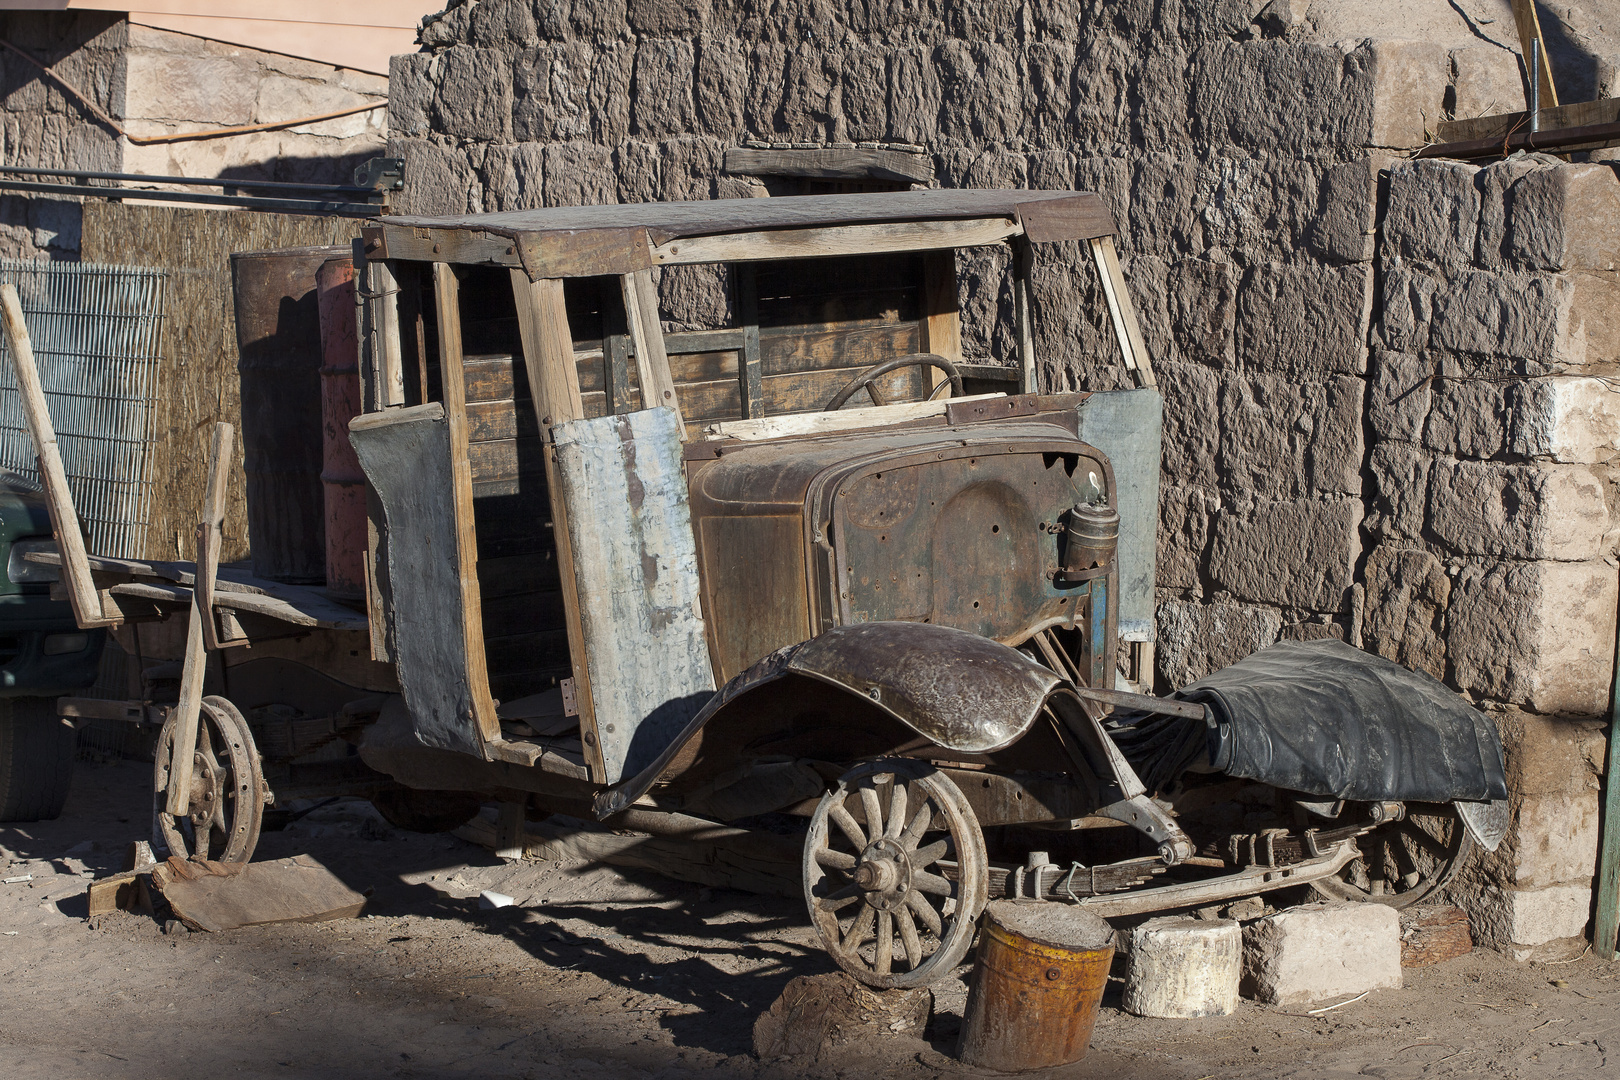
[1499,708,1607,798]
[1422,378,1509,459]
[468,0,538,47]
[1241,902,1402,1006]
[1375,265,1439,354]
[386,53,434,139]
[886,47,943,147]
[777,44,841,142]
[1511,377,1620,463]
[614,138,661,203]
[571,0,628,37]
[1216,373,1362,499]
[1461,884,1591,955]
[839,46,887,143]
[1157,360,1220,489]
[480,142,545,212]
[1155,598,1283,689]
[1509,791,1599,888]
[1566,269,1620,366]
[1426,459,1610,561]
[631,38,697,139]
[431,45,512,142]
[1129,154,1206,257]
[1384,159,1481,267]
[627,0,710,35]
[1167,257,1237,366]
[1505,165,1620,272]
[385,137,481,217]
[589,40,636,146]
[541,141,615,208]
[1157,484,1215,592]
[1069,35,1132,146]
[255,74,371,127]
[1449,46,1526,123]
[1237,262,1371,379]
[1209,497,1360,611]
[1189,40,1367,151]
[123,47,256,125]
[1446,558,1619,716]
[1367,350,1431,443]
[657,135,725,201]
[1361,544,1449,681]
[1305,159,1378,263]
[513,42,595,143]
[1362,39,1450,149]
[1124,917,1241,1018]
[1021,41,1075,146]
[1477,154,1563,269]
[694,36,746,140]
[1427,269,1568,361]
[938,40,1022,146]
[418,4,472,48]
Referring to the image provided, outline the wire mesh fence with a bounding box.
[0,260,166,559]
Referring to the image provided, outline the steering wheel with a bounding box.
[824,352,965,411]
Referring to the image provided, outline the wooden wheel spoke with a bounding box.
[901,802,933,850]
[830,804,867,850]
[895,905,923,969]
[875,911,893,976]
[815,847,857,872]
[905,890,943,936]
[1396,818,1451,861]
[859,785,885,842]
[913,871,954,897]
[817,881,860,904]
[911,838,950,869]
[884,782,909,841]
[840,902,876,951]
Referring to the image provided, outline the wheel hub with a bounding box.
[188,753,220,828]
[855,837,912,912]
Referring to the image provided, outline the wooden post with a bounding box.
[1090,235,1157,390]
[495,800,526,861]
[195,423,239,650]
[1510,0,1559,112]
[920,249,963,398]
[509,270,604,779]
[0,283,115,629]
[1593,593,1620,959]
[735,264,763,419]
[618,269,685,436]
[165,421,234,817]
[1010,236,1037,395]
[431,264,501,751]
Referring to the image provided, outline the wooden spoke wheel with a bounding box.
[1311,802,1473,908]
[804,758,988,989]
[154,696,266,863]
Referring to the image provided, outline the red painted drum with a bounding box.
[315,254,366,601]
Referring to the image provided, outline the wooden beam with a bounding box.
[920,249,962,397]
[1090,235,1157,389]
[432,263,501,751]
[509,270,604,780]
[1437,96,1620,145]
[371,259,405,407]
[1010,235,1037,395]
[163,588,210,816]
[619,269,685,436]
[650,217,1021,266]
[0,283,115,629]
[195,423,245,650]
[1510,0,1559,111]
[722,146,935,184]
[735,264,763,419]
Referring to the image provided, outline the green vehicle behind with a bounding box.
[0,474,106,822]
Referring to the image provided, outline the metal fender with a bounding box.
[593,622,1065,820]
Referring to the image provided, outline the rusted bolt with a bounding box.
[1045,966,1062,981]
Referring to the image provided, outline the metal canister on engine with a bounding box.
[1056,502,1119,584]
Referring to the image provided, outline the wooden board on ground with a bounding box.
[149,854,366,932]
[1399,905,1472,967]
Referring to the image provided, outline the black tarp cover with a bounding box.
[1169,639,1508,803]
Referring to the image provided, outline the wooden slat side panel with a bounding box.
[675,364,926,422]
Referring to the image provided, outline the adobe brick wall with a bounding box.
[389,0,1620,956]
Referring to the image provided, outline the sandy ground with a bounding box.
[2,759,1618,1080]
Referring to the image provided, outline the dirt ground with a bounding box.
[2,759,1617,1080]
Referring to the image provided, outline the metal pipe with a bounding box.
[1416,118,1620,160]
[0,178,382,217]
[0,164,382,196]
[1530,38,1542,132]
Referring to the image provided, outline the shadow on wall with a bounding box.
[215,148,384,190]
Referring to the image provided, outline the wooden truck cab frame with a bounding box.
[353,189,1158,785]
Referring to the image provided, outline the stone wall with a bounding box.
[0,12,388,260]
[1367,155,1620,959]
[387,0,1620,954]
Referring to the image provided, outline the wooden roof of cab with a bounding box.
[366,188,1116,281]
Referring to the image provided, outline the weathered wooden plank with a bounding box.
[920,249,961,396]
[105,581,367,631]
[1437,96,1620,144]
[1510,0,1558,110]
[650,217,1020,266]
[758,322,921,375]
[151,853,366,933]
[723,146,935,183]
[433,265,502,751]
[509,270,602,778]
[0,283,114,628]
[551,408,716,783]
[620,269,684,435]
[676,364,926,423]
[736,264,764,419]
[1090,235,1157,389]
[195,423,241,650]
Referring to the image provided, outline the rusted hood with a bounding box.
[593,622,1062,819]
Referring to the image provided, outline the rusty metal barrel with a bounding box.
[315,254,366,600]
[957,901,1116,1071]
[231,245,349,584]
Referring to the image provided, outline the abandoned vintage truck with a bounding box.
[16,189,1506,989]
